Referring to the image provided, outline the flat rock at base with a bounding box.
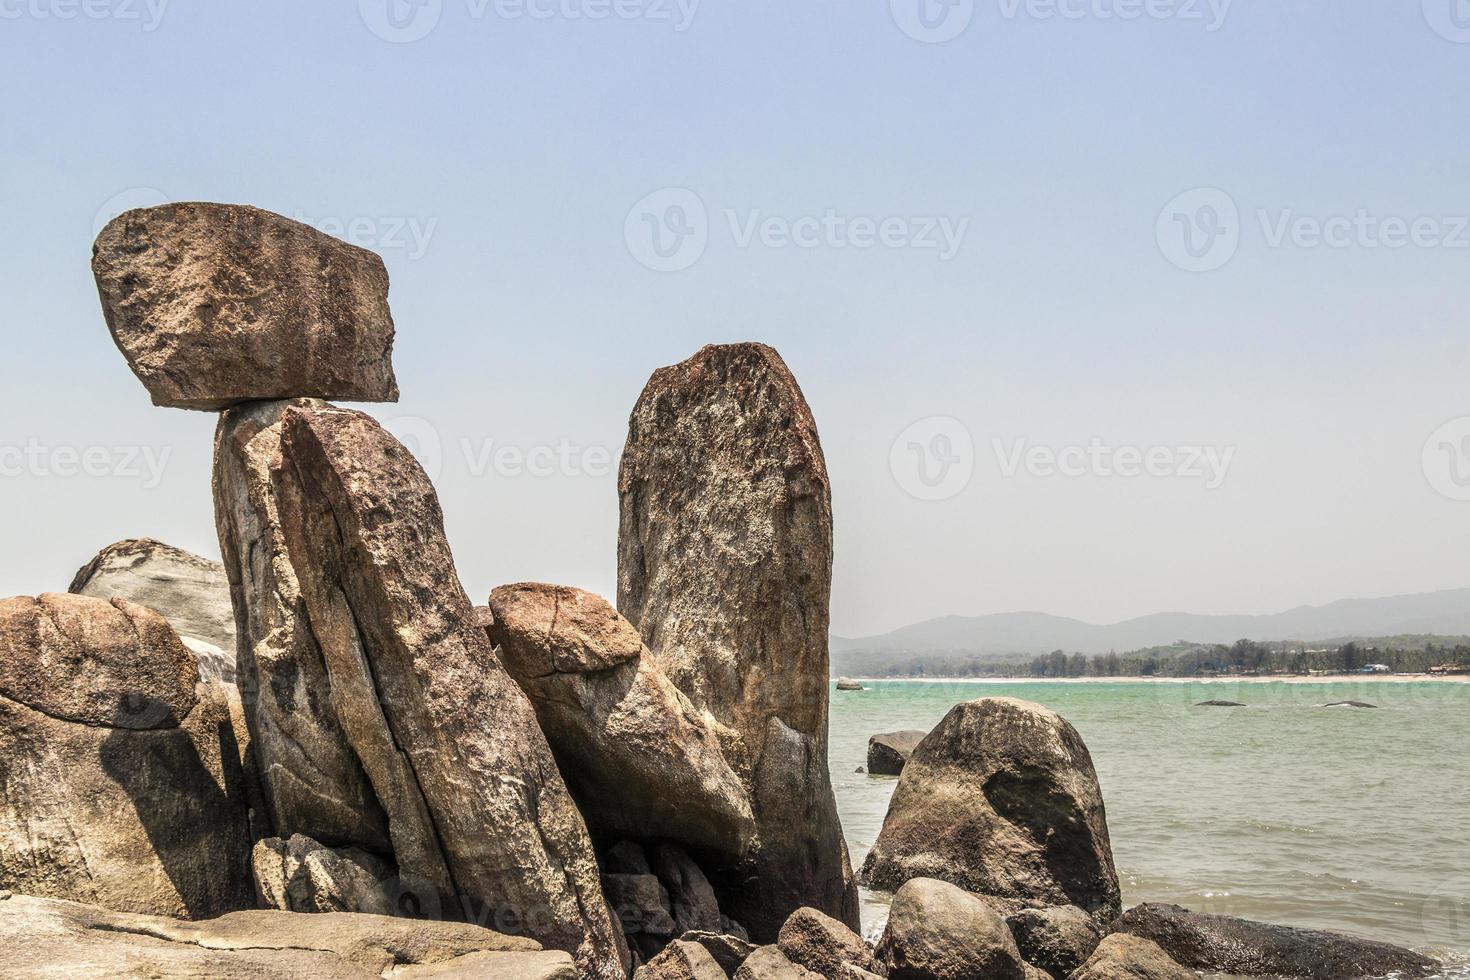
[866,731,926,776]
[634,939,731,980]
[1115,903,1438,979]
[875,878,1026,980]
[392,950,579,979]
[69,538,238,685]
[0,594,253,919]
[1006,905,1101,979]
[0,892,544,979]
[488,582,754,854]
[683,930,757,974]
[275,404,622,978]
[92,202,398,410]
[860,697,1121,922]
[777,906,879,979]
[737,946,822,979]
[618,342,858,940]
[252,834,395,915]
[1068,934,1194,980]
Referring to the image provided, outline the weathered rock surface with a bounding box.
[92,202,398,410]
[1005,905,1100,979]
[618,342,858,940]
[606,840,655,876]
[634,939,731,980]
[252,833,395,915]
[487,582,753,853]
[866,731,926,777]
[737,945,822,979]
[604,873,677,938]
[860,698,1121,921]
[69,537,238,685]
[683,930,757,974]
[214,398,391,851]
[875,878,1025,980]
[274,404,622,978]
[654,844,723,936]
[0,593,253,919]
[0,891,561,979]
[1068,934,1195,980]
[777,906,879,979]
[1115,903,1438,978]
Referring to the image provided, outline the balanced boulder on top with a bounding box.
[92,203,398,410]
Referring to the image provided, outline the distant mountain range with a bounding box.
[830,589,1470,671]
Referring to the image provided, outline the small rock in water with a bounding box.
[1320,700,1378,709]
[836,678,864,691]
[1195,700,1247,707]
[866,730,926,776]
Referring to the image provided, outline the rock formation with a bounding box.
[634,939,731,980]
[1004,905,1100,979]
[1115,903,1437,979]
[1068,934,1195,980]
[618,342,858,940]
[736,945,823,979]
[865,730,926,776]
[486,582,753,853]
[273,403,623,978]
[69,538,238,685]
[874,877,1026,980]
[860,697,1121,922]
[215,398,391,852]
[776,907,879,979]
[92,203,398,410]
[0,593,253,918]
[0,891,573,979]
[251,834,396,916]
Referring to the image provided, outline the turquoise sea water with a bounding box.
[829,679,1470,976]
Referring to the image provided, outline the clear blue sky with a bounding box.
[2,1,1467,636]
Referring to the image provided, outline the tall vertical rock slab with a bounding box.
[273,404,623,980]
[0,593,253,918]
[213,399,390,852]
[617,343,859,940]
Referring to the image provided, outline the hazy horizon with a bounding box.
[4,3,1469,638]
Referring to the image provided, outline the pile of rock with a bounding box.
[0,203,858,978]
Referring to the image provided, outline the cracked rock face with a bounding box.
[0,891,573,979]
[617,343,858,940]
[273,404,623,979]
[486,582,754,854]
[91,202,398,411]
[214,398,391,852]
[860,698,1121,922]
[0,593,253,918]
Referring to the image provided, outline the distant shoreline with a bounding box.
[835,674,1470,684]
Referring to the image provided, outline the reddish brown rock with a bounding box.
[1069,934,1195,980]
[92,202,398,410]
[274,404,622,979]
[618,343,858,940]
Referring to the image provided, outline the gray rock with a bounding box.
[214,398,392,852]
[634,939,731,980]
[875,878,1025,980]
[860,698,1121,922]
[1005,905,1100,979]
[682,930,757,974]
[866,731,926,776]
[1115,903,1438,978]
[251,834,394,916]
[0,593,253,919]
[0,891,553,979]
[736,945,822,979]
[487,582,754,854]
[835,679,864,691]
[777,906,879,979]
[1068,933,1194,980]
[604,874,676,937]
[273,404,623,978]
[69,538,238,686]
[1195,700,1246,707]
[618,342,859,940]
[1320,701,1378,709]
[92,202,398,411]
[654,844,723,935]
[606,841,655,876]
